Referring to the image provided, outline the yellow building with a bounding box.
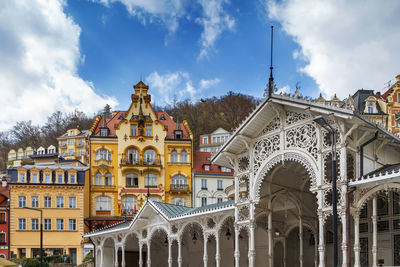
[57,128,89,164]
[379,74,400,133]
[7,147,34,168]
[7,153,89,265]
[86,81,193,231]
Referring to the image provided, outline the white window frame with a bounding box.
[69,197,76,208]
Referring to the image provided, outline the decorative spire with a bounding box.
[176,117,181,130]
[266,25,275,97]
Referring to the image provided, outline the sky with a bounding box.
[0,0,400,131]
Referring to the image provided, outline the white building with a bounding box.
[192,151,233,207]
[199,128,230,153]
[84,92,400,267]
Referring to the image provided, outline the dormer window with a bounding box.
[174,130,183,139]
[368,103,373,113]
[160,114,166,120]
[204,165,210,171]
[70,130,75,135]
[118,114,125,120]
[100,128,109,137]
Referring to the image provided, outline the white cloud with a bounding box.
[146,72,220,105]
[197,0,235,59]
[266,0,400,98]
[276,85,290,95]
[0,0,117,131]
[95,0,235,58]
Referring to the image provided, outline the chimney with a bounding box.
[2,176,7,188]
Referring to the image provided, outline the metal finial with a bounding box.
[267,25,274,97]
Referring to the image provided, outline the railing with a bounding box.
[120,156,162,167]
[93,158,112,166]
[170,184,189,192]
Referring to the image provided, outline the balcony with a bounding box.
[170,184,189,192]
[93,158,113,168]
[91,184,116,190]
[120,155,162,168]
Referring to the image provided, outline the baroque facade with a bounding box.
[85,92,400,267]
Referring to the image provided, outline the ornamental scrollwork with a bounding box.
[253,134,280,174]
[238,205,250,221]
[260,117,281,135]
[238,156,250,172]
[285,111,311,125]
[285,124,318,160]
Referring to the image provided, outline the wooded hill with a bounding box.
[0,92,260,170]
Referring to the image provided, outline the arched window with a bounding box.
[143,149,157,164]
[126,148,139,164]
[172,174,187,185]
[105,172,112,186]
[173,198,186,207]
[126,173,138,187]
[180,150,187,163]
[95,149,111,161]
[122,197,136,215]
[145,173,157,187]
[96,196,111,211]
[171,150,178,163]
[95,173,102,185]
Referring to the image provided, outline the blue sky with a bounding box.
[1,0,399,130]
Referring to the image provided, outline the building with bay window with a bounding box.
[57,128,89,164]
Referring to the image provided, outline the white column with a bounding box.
[372,197,377,267]
[203,234,208,267]
[340,209,347,267]
[114,246,119,267]
[268,211,273,267]
[121,245,125,267]
[249,223,255,267]
[178,240,182,267]
[234,226,240,267]
[99,247,104,267]
[215,233,221,267]
[168,238,172,267]
[318,212,325,267]
[299,217,303,267]
[147,241,151,267]
[138,243,143,267]
[353,211,360,267]
[314,235,318,267]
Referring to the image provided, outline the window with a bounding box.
[56,197,64,208]
[377,194,388,216]
[70,130,75,135]
[31,173,38,183]
[212,137,216,143]
[201,197,207,207]
[126,148,139,164]
[122,197,137,215]
[394,192,400,215]
[69,219,76,231]
[217,197,223,203]
[57,174,63,184]
[56,219,64,230]
[146,125,152,136]
[96,196,111,211]
[377,220,389,232]
[44,196,51,208]
[201,179,207,189]
[173,198,186,206]
[145,174,157,187]
[144,149,157,163]
[0,233,5,244]
[172,175,188,185]
[31,219,39,230]
[131,125,137,136]
[61,150,66,157]
[204,165,210,171]
[70,174,76,184]
[78,139,84,146]
[19,219,26,230]
[61,141,66,147]
[68,139,74,145]
[171,150,178,162]
[398,93,400,103]
[0,212,6,223]
[79,149,84,156]
[397,121,399,128]
[68,149,74,156]
[31,196,39,208]
[104,173,112,186]
[126,173,138,187]
[368,103,373,113]
[221,167,231,172]
[95,173,102,185]
[181,150,187,163]
[202,137,208,144]
[19,196,26,208]
[19,173,25,183]
[69,197,76,208]
[45,173,51,184]
[217,180,223,190]
[217,137,221,143]
[95,149,111,161]
[100,128,108,136]
[44,219,51,230]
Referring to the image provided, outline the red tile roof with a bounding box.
[156,112,190,139]
[381,87,393,100]
[193,152,234,175]
[92,111,126,137]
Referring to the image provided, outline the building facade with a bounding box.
[7,153,89,265]
[7,147,34,168]
[378,74,400,133]
[0,177,9,259]
[57,128,89,164]
[192,151,233,207]
[199,128,230,153]
[86,81,193,232]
